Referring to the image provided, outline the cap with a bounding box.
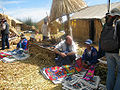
[85,39,93,45]
[108,8,120,16]
[44,18,48,23]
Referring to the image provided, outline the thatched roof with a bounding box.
[71,2,120,20]
[8,16,23,24]
[0,13,23,24]
[50,0,87,22]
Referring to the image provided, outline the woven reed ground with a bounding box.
[0,43,63,90]
[0,33,64,90]
[0,34,107,89]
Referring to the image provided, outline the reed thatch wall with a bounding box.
[71,19,89,42]
[71,19,103,43]
[94,19,103,43]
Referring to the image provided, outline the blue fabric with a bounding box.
[82,46,98,65]
[19,42,22,48]
[11,49,24,54]
[2,34,9,50]
[17,39,28,50]
[106,53,120,90]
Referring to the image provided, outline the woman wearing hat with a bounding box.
[17,34,28,50]
[82,39,98,67]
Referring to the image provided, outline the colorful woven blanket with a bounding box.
[44,65,75,81]
[0,50,30,63]
[0,52,13,60]
[41,57,90,84]
[82,65,95,81]
[0,52,15,63]
[74,57,83,72]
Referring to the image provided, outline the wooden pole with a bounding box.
[66,14,70,35]
[108,0,110,13]
[66,14,73,37]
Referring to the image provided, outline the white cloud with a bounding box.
[0,0,25,5]
[4,1,24,4]
[6,8,50,22]
[0,0,25,14]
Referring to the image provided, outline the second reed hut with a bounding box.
[70,2,120,43]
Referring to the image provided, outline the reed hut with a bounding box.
[50,0,87,35]
[70,2,120,43]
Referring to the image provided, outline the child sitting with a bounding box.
[82,39,99,68]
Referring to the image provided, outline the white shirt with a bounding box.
[1,23,6,30]
[55,40,77,53]
[41,24,50,37]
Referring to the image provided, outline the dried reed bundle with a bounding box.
[50,0,87,22]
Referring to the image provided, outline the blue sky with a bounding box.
[0,0,119,22]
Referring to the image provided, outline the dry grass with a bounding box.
[0,32,107,89]
[0,43,62,90]
[0,58,62,90]
[0,32,65,90]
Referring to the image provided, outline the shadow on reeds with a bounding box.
[19,55,56,70]
[19,42,56,69]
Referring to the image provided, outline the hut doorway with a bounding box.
[89,19,95,41]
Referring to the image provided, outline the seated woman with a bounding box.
[17,34,28,50]
[54,35,77,66]
[82,39,99,68]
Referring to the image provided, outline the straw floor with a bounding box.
[0,48,62,90]
[0,33,107,89]
[0,45,107,89]
[0,33,65,90]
